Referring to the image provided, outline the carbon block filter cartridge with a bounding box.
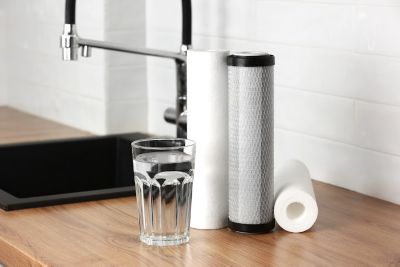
[228,52,275,233]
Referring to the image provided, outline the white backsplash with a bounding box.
[146,0,400,204]
[0,0,147,134]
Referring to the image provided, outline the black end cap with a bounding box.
[228,52,275,67]
[228,219,276,234]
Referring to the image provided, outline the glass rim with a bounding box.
[131,138,195,151]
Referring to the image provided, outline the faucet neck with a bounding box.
[181,0,192,46]
[65,0,76,24]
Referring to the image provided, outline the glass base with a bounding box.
[139,234,190,246]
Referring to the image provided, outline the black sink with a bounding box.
[0,133,149,211]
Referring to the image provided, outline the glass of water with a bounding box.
[132,138,196,246]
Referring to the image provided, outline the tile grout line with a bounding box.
[276,127,400,158]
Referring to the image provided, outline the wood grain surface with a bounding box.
[0,107,91,145]
[0,107,399,266]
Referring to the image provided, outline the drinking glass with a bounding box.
[132,138,196,246]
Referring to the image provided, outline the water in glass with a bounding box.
[134,150,194,246]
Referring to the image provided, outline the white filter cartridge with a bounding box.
[187,49,229,229]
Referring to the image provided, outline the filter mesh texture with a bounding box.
[228,65,274,224]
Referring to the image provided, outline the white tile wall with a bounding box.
[275,86,355,144]
[2,0,147,134]
[255,1,358,50]
[355,102,400,156]
[357,5,400,57]
[147,98,176,136]
[106,99,147,134]
[105,0,145,32]
[146,0,400,204]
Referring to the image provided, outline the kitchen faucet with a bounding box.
[60,0,191,138]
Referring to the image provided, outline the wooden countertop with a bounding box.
[0,107,399,266]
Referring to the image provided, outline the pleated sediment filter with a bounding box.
[228,52,275,233]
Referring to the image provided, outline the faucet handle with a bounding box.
[163,107,187,125]
[60,24,79,61]
[164,107,187,138]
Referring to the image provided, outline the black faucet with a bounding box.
[61,0,192,138]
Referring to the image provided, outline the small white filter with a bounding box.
[187,49,229,229]
[274,160,319,233]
